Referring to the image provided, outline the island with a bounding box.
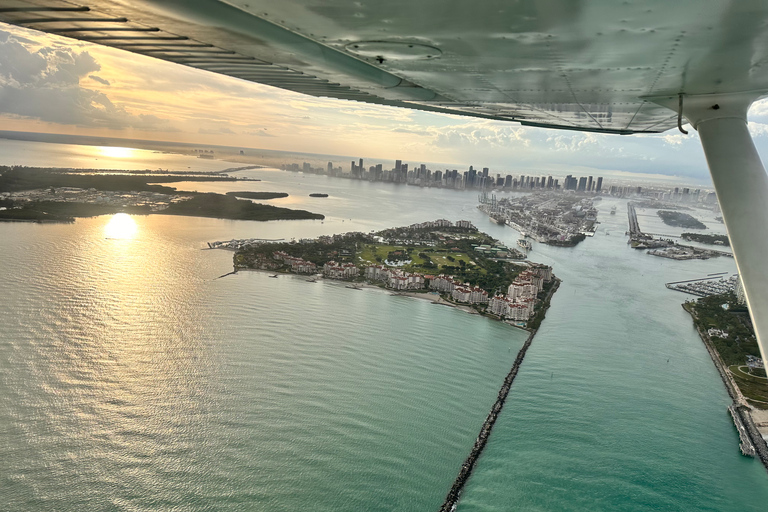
[225,191,288,200]
[657,210,707,229]
[681,232,730,246]
[309,193,329,198]
[0,166,323,222]
[627,203,728,259]
[230,219,557,328]
[478,192,597,246]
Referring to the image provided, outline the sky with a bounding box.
[3,22,768,185]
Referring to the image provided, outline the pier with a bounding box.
[627,202,641,237]
[439,279,560,511]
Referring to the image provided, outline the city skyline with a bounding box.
[3,22,768,185]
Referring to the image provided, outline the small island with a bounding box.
[309,193,329,198]
[681,232,730,246]
[0,166,323,222]
[225,191,288,200]
[230,219,557,328]
[657,210,706,229]
[478,192,598,246]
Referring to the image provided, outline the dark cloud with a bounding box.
[88,74,110,86]
[0,29,169,131]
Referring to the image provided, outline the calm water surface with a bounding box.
[1,139,767,511]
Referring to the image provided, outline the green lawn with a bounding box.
[359,244,426,266]
[359,244,478,274]
[729,365,768,408]
[429,250,473,267]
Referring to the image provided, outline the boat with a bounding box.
[306,278,317,282]
[345,284,362,290]
[610,206,617,215]
[517,239,532,250]
[269,274,278,278]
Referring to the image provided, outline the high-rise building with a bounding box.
[395,159,402,172]
[587,176,593,192]
[596,177,603,192]
[578,176,587,191]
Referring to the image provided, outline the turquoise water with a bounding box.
[1,139,767,510]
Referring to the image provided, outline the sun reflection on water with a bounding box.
[97,146,137,159]
[104,213,138,240]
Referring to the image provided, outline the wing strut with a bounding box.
[665,92,768,367]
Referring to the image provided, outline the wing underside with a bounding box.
[2,0,768,134]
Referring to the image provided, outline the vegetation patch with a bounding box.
[681,232,730,246]
[658,210,706,229]
[687,293,768,408]
[0,165,234,194]
[161,194,323,221]
[226,191,288,200]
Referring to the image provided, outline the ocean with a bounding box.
[1,138,766,511]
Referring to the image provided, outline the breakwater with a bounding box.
[439,279,560,511]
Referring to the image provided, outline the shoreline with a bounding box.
[684,304,768,472]
[231,268,539,331]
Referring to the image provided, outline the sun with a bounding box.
[104,213,138,239]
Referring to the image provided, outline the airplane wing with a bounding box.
[6,0,768,135]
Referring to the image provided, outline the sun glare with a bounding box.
[104,213,138,240]
[98,146,137,159]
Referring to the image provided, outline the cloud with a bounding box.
[88,74,110,86]
[748,121,768,138]
[0,28,170,131]
[244,128,275,137]
[198,126,236,135]
[749,98,768,118]
[392,127,433,136]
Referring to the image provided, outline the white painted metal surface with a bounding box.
[682,94,768,367]
[3,0,768,133]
